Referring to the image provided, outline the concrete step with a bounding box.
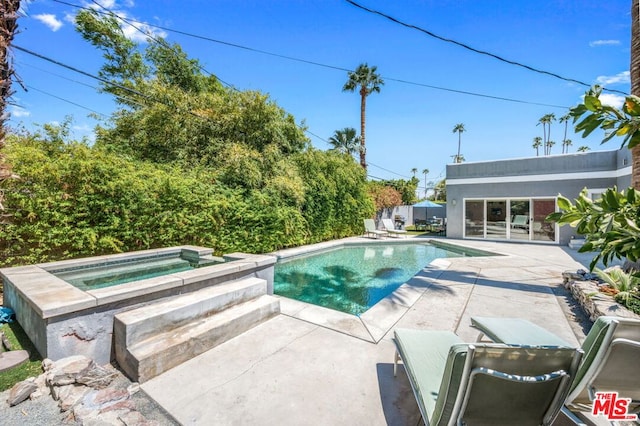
[115,276,268,350]
[116,291,280,383]
[568,239,585,250]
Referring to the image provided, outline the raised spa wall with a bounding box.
[0,246,276,364]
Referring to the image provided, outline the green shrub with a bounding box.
[1,132,373,266]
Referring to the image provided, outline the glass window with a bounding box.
[464,200,484,237]
[486,200,507,239]
[509,200,530,241]
[463,197,556,243]
[532,199,556,242]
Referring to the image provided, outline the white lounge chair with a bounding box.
[363,219,387,239]
[381,218,407,238]
[511,215,529,229]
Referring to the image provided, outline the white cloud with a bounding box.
[64,12,76,24]
[81,1,166,42]
[33,14,63,31]
[120,17,167,42]
[589,39,620,47]
[73,124,97,143]
[599,93,625,109]
[92,0,117,8]
[596,71,630,86]
[9,106,30,118]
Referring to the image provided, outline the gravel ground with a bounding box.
[0,365,179,425]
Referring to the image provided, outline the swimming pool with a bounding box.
[51,252,223,291]
[274,242,481,315]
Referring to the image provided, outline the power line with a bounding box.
[84,0,236,89]
[344,0,629,96]
[18,61,98,90]
[17,8,421,181]
[25,84,108,117]
[367,162,410,179]
[303,130,412,179]
[53,0,351,75]
[13,45,211,121]
[51,0,571,109]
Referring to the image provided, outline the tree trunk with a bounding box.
[632,0,640,189]
[0,0,20,187]
[456,133,461,163]
[359,86,367,171]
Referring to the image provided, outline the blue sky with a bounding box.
[10,0,632,187]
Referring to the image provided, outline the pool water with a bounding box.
[53,254,221,291]
[274,243,468,315]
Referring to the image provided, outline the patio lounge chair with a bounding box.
[470,316,640,412]
[511,215,529,229]
[363,219,387,239]
[393,328,583,426]
[381,218,407,238]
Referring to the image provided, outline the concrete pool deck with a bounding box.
[140,237,611,425]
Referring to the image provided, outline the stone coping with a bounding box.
[272,237,503,342]
[270,237,497,262]
[1,246,276,318]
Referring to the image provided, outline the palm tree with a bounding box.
[343,63,384,171]
[537,115,548,154]
[452,123,465,163]
[410,168,418,178]
[537,113,556,155]
[546,140,556,155]
[422,168,429,198]
[328,127,361,157]
[577,146,590,152]
[563,138,572,154]
[632,0,640,189]
[559,113,570,153]
[532,137,542,156]
[0,0,21,189]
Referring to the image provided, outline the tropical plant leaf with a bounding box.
[584,95,602,111]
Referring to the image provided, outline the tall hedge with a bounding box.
[0,135,371,266]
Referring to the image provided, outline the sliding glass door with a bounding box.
[509,200,530,241]
[463,198,556,243]
[486,201,507,239]
[464,200,484,237]
[532,199,556,242]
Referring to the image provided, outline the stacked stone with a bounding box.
[6,355,159,425]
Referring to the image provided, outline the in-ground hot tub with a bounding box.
[1,246,276,364]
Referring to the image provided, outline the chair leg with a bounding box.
[394,350,400,377]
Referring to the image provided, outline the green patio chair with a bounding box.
[393,328,583,426]
[363,218,387,239]
[510,215,529,229]
[470,316,640,411]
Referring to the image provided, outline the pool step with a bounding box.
[114,277,280,383]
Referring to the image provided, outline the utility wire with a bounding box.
[51,0,571,109]
[54,0,352,74]
[21,4,421,181]
[84,0,235,89]
[345,0,628,96]
[13,45,211,121]
[18,61,98,90]
[25,84,108,117]
[304,129,411,179]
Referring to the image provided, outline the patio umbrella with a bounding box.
[412,200,444,208]
[412,200,445,224]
